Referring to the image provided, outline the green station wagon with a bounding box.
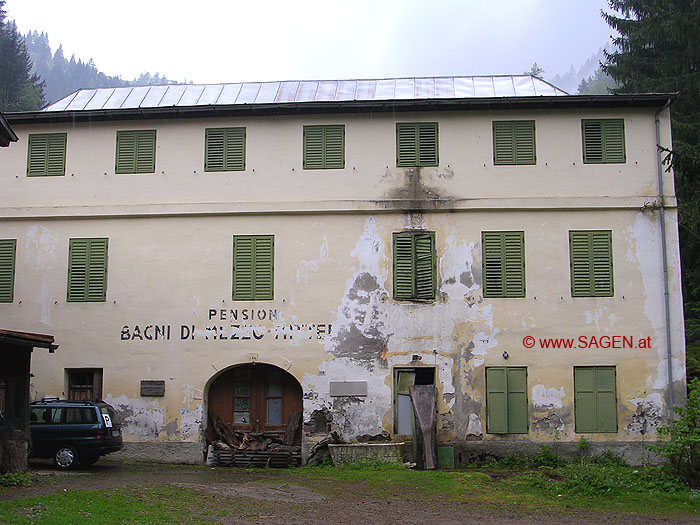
[29,399,123,469]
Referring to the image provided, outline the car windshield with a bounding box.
[100,405,120,426]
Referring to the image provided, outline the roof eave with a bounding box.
[4,93,678,125]
[0,112,19,145]
[0,329,58,352]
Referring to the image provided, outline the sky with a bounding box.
[6,0,614,84]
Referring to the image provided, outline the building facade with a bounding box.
[0,76,685,464]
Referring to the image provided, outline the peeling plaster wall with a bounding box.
[1,106,685,462]
[12,206,684,450]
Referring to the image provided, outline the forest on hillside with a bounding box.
[24,31,189,106]
[0,0,187,111]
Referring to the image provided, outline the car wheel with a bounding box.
[80,455,99,467]
[53,446,79,470]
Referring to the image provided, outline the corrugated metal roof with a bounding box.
[43,75,568,112]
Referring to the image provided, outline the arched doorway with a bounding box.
[207,363,303,444]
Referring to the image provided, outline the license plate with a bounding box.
[112,429,120,437]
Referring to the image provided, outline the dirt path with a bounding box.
[1,460,697,524]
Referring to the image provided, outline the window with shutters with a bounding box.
[303,125,344,169]
[486,367,528,434]
[26,133,66,176]
[396,123,438,167]
[205,127,246,171]
[233,235,274,301]
[569,230,614,297]
[0,239,16,303]
[574,366,617,433]
[492,121,536,165]
[393,231,436,302]
[67,238,108,302]
[582,119,625,163]
[482,232,525,298]
[115,130,156,173]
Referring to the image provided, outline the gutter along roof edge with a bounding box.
[4,93,678,125]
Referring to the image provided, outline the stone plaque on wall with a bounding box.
[329,381,367,397]
[140,380,165,397]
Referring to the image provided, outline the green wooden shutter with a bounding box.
[417,123,438,166]
[514,121,536,164]
[303,126,325,169]
[0,239,16,302]
[393,232,435,301]
[583,119,625,164]
[602,119,625,163]
[414,232,436,300]
[570,231,613,297]
[324,125,344,169]
[304,125,344,169]
[116,132,136,173]
[86,239,108,302]
[205,128,245,171]
[493,122,515,165]
[397,123,438,167]
[486,368,508,433]
[507,367,528,433]
[67,239,88,302]
[482,232,525,298]
[574,367,596,432]
[393,232,415,300]
[116,130,156,173]
[27,133,66,176]
[233,235,274,301]
[493,122,535,165]
[570,232,592,296]
[591,232,614,296]
[396,124,417,167]
[252,236,274,300]
[482,233,504,297]
[205,129,225,171]
[135,130,156,173]
[47,134,67,175]
[503,232,525,297]
[225,127,246,171]
[594,367,618,432]
[582,120,603,163]
[575,367,617,432]
[233,236,254,300]
[487,367,528,434]
[67,238,107,302]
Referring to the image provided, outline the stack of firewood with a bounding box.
[209,414,301,453]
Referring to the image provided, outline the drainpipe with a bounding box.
[654,99,675,422]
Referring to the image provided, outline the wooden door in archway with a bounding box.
[208,363,302,443]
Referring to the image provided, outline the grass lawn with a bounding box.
[0,461,699,524]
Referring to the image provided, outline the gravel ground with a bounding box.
[0,459,697,524]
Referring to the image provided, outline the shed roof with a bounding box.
[0,112,19,147]
[0,329,58,352]
[43,75,568,112]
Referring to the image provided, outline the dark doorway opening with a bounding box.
[394,366,436,435]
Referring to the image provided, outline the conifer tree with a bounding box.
[603,0,700,377]
[0,0,44,111]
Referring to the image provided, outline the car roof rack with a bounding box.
[31,399,104,405]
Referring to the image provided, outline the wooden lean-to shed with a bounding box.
[0,329,58,472]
